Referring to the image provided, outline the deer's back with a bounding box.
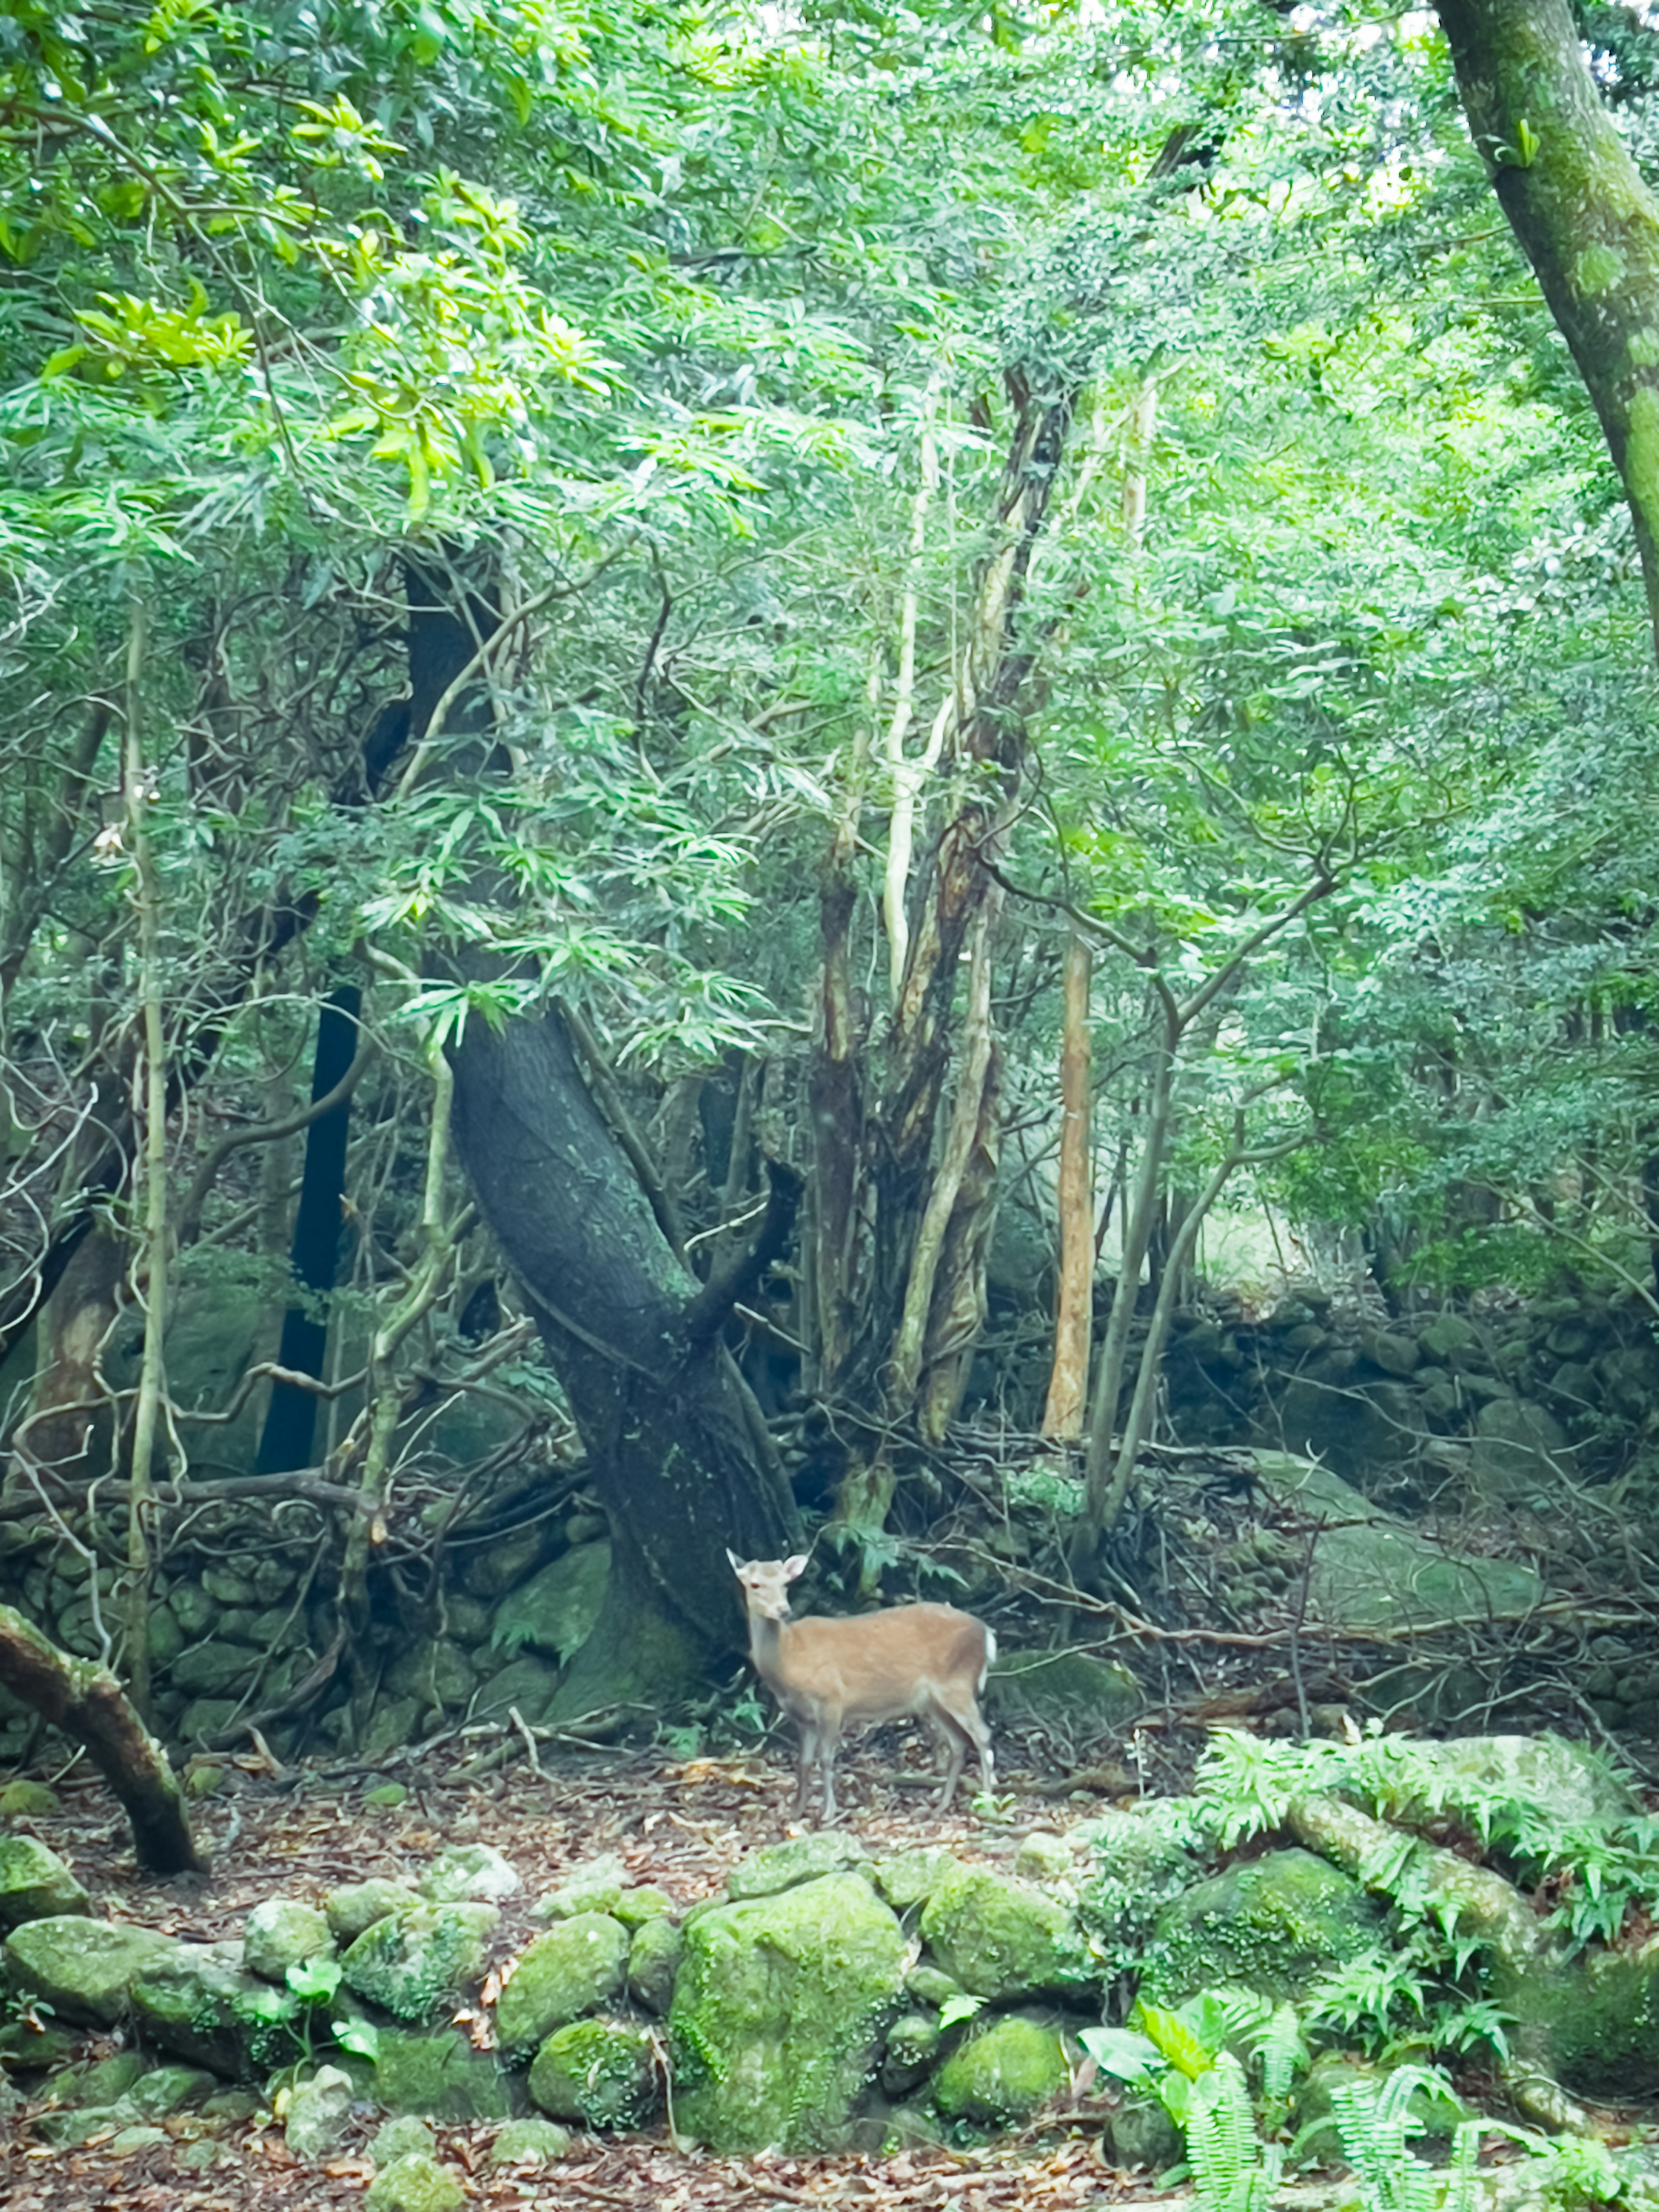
[773,1602,991,1725]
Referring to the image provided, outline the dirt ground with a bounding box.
[0,1734,1168,2212]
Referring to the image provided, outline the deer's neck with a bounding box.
[749,1611,791,1686]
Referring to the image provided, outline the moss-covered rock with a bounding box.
[385,1640,477,1713]
[372,2023,514,2120]
[669,1870,908,2153]
[117,2064,216,2117]
[128,1945,304,2077]
[726,1834,869,1900]
[284,2064,356,2159]
[614,1885,674,1930]
[492,1544,611,1666]
[931,2014,1069,2125]
[243,1899,334,1984]
[627,1915,683,2015]
[341,1903,499,2021]
[45,2050,151,2106]
[489,2114,573,2165]
[987,1650,1144,1732]
[874,1849,960,1913]
[0,1835,91,1929]
[496,1913,629,2054]
[906,1964,963,2009]
[1109,2091,1183,2169]
[918,1869,1095,2002]
[364,2152,466,2212]
[369,2115,435,2168]
[1147,1848,1385,2007]
[417,1844,521,1905]
[3,1915,178,2026]
[1076,1798,1208,1983]
[0,1781,58,1818]
[533,1853,626,1921]
[880,2012,943,2096]
[526,2016,658,2128]
[1012,1831,1070,1882]
[324,1879,420,1944]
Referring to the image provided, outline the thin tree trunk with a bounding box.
[1042,933,1093,1438]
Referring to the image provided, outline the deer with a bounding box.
[727,1551,995,1824]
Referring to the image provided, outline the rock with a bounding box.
[489,2115,573,2165]
[490,1544,611,1666]
[1360,1328,1420,1377]
[129,1944,304,2076]
[527,2016,658,2127]
[987,1649,1143,1731]
[1148,1848,1385,2006]
[1076,1799,1208,1979]
[1246,1453,1543,1628]
[200,1566,257,1608]
[470,1653,564,1726]
[670,1871,909,2152]
[918,1868,1095,2002]
[243,1899,333,1984]
[118,2064,216,2117]
[360,1698,424,1764]
[178,1699,244,1745]
[440,1597,493,1647]
[613,1886,674,1929]
[284,2064,356,2160]
[1013,1831,1070,1881]
[534,1853,626,1920]
[1599,1346,1659,1418]
[0,1782,58,1818]
[1281,1324,1328,1354]
[627,1916,683,2015]
[385,1641,477,1713]
[906,1964,963,2008]
[370,2115,435,2168]
[564,1510,608,1545]
[1384,1735,1636,1825]
[725,1834,868,1899]
[48,2050,150,2106]
[1470,1398,1570,1502]
[0,1836,91,1929]
[3,1916,178,2026]
[418,1845,521,1905]
[341,1904,498,2021]
[364,1783,409,1808]
[931,2013,1069,2124]
[169,1642,261,1694]
[325,1881,420,1943]
[365,2152,466,2212]
[496,1914,629,2053]
[372,2023,513,2120]
[874,1849,962,1912]
[1548,1362,1599,1413]
[880,2012,942,2096]
[106,2124,171,2153]
[461,1527,550,1601]
[1109,2091,1184,2168]
[1417,1315,1480,1365]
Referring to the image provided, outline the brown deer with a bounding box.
[727,1551,995,1823]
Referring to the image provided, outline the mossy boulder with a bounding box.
[372,2023,514,2120]
[284,2064,356,2160]
[987,1649,1144,1732]
[370,2115,436,2167]
[880,2012,943,2096]
[417,1844,521,1905]
[495,1913,629,2054]
[365,2152,466,2212]
[341,1903,499,2021]
[931,2014,1070,2125]
[527,2017,658,2128]
[118,2063,217,2117]
[534,1852,626,1921]
[669,1870,909,2152]
[489,2115,573,2165]
[492,1543,611,1666]
[627,1915,683,2015]
[726,1834,868,1899]
[918,1869,1095,2002]
[243,1899,334,1984]
[0,1835,91,1929]
[1147,1848,1385,2006]
[324,1879,420,1943]
[874,1849,961,1912]
[1076,1798,1208,1980]
[3,1915,178,2026]
[613,1885,674,1930]
[128,1945,304,2077]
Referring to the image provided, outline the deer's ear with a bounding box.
[726,1548,747,1574]
[782,1554,810,1581]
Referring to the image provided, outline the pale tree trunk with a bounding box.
[1042,933,1094,1438]
[1439,0,1659,652]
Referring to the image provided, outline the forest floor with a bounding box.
[0,1731,1182,2212]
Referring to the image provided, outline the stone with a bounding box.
[364,1782,409,1807]
[496,1914,629,2054]
[1360,1328,1420,1377]
[874,1849,962,1912]
[627,1915,683,2015]
[669,1871,909,2152]
[880,2012,942,2096]
[370,2115,435,2167]
[725,1833,868,1899]
[372,2024,513,2120]
[1147,1847,1385,2006]
[365,2152,466,2212]
[48,2050,150,2106]
[0,1782,58,1818]
[489,2115,573,2165]
[613,1885,674,1930]
[360,1699,424,1764]
[440,1596,493,1647]
[1470,1398,1570,1502]
[117,2064,216,2117]
[470,1653,563,1724]
[243,1899,334,1983]
[0,1835,91,1929]
[527,2017,658,2128]
[1383,1735,1636,1826]
[490,1544,611,1666]
[905,1964,963,2008]
[986,1649,1143,1731]
[918,1868,1095,2002]
[284,2064,356,2159]
[178,1699,243,1745]
[418,1844,521,1905]
[462,1527,549,1600]
[1417,1315,1479,1365]
[325,1880,420,1943]
[169,1642,261,1694]
[200,1566,257,1608]
[341,1903,499,2021]
[3,1915,178,2026]
[931,2013,1069,2125]
[128,1944,304,2076]
[146,1605,185,1667]
[1109,2091,1184,2168]
[385,1640,477,1712]
[1548,1363,1599,1413]
[1013,1831,1070,1881]
[1076,1799,1208,1980]
[534,1853,627,1920]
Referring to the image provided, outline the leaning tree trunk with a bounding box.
[1438,0,1659,656]
[449,1011,801,1718]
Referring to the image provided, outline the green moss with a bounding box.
[932,2014,1069,2125]
[918,1869,1095,2002]
[1571,242,1624,295]
[1624,385,1659,526]
[526,2017,657,2127]
[1146,1848,1384,2007]
[494,1914,628,2056]
[1630,331,1659,369]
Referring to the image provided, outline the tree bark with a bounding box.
[1042,933,1094,1438]
[1439,0,1659,653]
[0,1605,203,1873]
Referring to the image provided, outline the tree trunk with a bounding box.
[449,1011,800,1716]
[0,1605,203,1873]
[1042,933,1094,1438]
[1439,0,1659,653]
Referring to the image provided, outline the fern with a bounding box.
[1187,2051,1283,2212]
[1327,2062,1464,2212]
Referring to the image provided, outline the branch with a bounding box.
[177,1033,376,1243]
[682,1160,804,1345]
